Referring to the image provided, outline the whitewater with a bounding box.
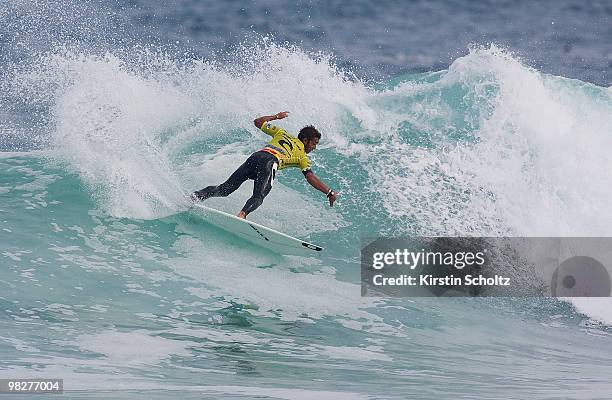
[2,36,612,399]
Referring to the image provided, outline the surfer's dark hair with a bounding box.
[298,125,321,141]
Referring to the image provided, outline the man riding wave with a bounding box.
[192,111,337,219]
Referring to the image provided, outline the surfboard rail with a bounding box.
[190,203,324,256]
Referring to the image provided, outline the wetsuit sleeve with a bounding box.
[260,122,284,137]
[300,154,312,176]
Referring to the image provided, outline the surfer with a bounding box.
[192,111,337,219]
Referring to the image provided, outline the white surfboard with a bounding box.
[190,203,324,256]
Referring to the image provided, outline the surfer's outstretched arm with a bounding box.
[254,111,290,128]
[304,171,337,207]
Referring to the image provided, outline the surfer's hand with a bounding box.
[328,192,337,207]
[275,111,289,119]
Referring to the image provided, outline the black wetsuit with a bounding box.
[193,151,278,215]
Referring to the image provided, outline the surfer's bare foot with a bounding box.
[237,211,247,219]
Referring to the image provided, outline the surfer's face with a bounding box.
[303,137,319,153]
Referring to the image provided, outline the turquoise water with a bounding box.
[2,40,612,398]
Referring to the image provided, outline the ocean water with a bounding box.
[1,1,612,399]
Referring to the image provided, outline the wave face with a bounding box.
[2,30,612,400]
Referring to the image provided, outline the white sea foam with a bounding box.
[367,46,612,238]
[75,329,194,366]
[15,42,370,221]
[566,298,612,325]
[364,46,612,322]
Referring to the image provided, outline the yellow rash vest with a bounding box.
[259,122,312,173]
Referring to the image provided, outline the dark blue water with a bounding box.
[122,0,612,85]
[2,0,611,83]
